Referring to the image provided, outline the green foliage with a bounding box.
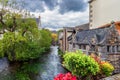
[15,61,41,80]
[21,62,40,74]
[58,49,64,57]
[0,0,52,80]
[63,52,100,77]
[0,40,4,57]
[15,72,30,80]
[76,50,84,54]
[39,29,52,49]
[100,62,114,76]
[0,29,51,61]
[0,12,52,61]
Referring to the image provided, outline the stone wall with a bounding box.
[107,53,120,73]
[100,74,120,80]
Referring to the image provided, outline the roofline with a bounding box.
[63,27,74,29]
[76,22,117,33]
[98,21,120,29]
[75,23,89,28]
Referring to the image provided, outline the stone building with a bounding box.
[68,22,120,73]
[69,22,120,56]
[58,27,74,52]
[58,23,89,52]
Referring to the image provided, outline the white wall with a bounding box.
[90,0,120,29]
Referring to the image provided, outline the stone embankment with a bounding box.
[100,74,120,80]
[0,57,10,79]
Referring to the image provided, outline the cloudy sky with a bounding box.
[21,0,89,30]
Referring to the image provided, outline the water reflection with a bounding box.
[36,46,67,80]
[0,46,67,80]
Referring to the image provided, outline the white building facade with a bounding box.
[89,0,120,29]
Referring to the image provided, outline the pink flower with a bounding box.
[71,76,77,80]
[54,72,77,80]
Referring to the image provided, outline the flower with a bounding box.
[54,72,77,80]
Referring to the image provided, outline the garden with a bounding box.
[55,50,114,80]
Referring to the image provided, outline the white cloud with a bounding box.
[31,5,89,30]
[0,0,89,31]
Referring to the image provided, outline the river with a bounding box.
[36,46,67,80]
[0,46,67,80]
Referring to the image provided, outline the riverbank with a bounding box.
[0,46,67,80]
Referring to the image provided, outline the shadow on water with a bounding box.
[36,46,67,80]
[0,46,67,80]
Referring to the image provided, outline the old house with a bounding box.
[58,27,74,52]
[59,23,89,52]
[67,23,89,52]
[68,22,120,73]
[58,30,63,51]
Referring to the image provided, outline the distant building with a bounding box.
[62,27,74,52]
[36,16,41,29]
[75,23,89,31]
[58,31,63,51]
[58,23,89,52]
[89,0,120,29]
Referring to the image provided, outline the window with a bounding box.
[83,45,86,49]
[117,46,120,52]
[90,5,93,8]
[79,45,81,49]
[107,46,110,52]
[73,43,75,48]
[90,19,93,22]
[90,14,93,17]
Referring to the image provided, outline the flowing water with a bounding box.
[36,46,67,80]
[0,46,67,80]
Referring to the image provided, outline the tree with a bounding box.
[51,33,58,41]
[0,0,52,61]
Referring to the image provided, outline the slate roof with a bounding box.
[75,23,89,30]
[74,23,116,45]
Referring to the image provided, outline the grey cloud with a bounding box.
[20,0,58,12]
[18,0,87,14]
[41,0,58,10]
[59,0,87,14]
[22,0,45,12]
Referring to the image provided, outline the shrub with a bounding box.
[100,61,114,76]
[58,49,64,57]
[15,72,30,80]
[90,53,114,77]
[0,29,52,61]
[63,52,100,77]
[54,72,77,80]
[0,40,4,57]
[90,53,101,64]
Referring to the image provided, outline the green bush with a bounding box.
[0,40,4,58]
[0,29,52,61]
[58,49,64,57]
[15,72,30,80]
[14,61,41,80]
[100,61,114,76]
[63,52,100,77]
